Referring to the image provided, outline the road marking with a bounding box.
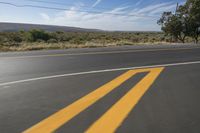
[86,67,164,133]
[1,47,200,59]
[23,70,138,133]
[23,67,164,133]
[0,60,200,87]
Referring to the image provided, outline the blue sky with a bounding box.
[0,0,186,31]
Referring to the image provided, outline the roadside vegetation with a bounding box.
[0,30,198,52]
[0,30,177,51]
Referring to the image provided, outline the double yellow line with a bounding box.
[24,67,164,133]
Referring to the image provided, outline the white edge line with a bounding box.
[0,60,200,87]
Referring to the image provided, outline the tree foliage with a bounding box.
[158,0,200,43]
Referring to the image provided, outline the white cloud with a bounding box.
[39,2,178,31]
[40,13,50,21]
[135,2,174,14]
[92,0,102,7]
[149,4,176,15]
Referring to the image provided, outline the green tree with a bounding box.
[158,12,187,43]
[185,0,200,43]
[158,0,200,43]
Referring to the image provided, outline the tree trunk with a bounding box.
[194,35,199,44]
[195,37,198,44]
[182,36,186,43]
[178,35,185,43]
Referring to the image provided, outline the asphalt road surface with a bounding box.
[0,45,200,133]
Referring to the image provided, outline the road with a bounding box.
[0,45,200,133]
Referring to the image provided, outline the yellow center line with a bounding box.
[23,67,164,133]
[23,70,139,133]
[86,67,164,133]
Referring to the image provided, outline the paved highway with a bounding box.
[0,45,200,133]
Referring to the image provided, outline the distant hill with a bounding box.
[0,22,101,32]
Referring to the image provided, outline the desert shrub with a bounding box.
[56,31,64,34]
[70,37,85,44]
[136,33,141,36]
[47,38,58,43]
[0,33,22,46]
[27,29,50,42]
[0,36,3,43]
[0,31,185,47]
[11,33,23,43]
[36,39,45,43]
[160,37,165,41]
[131,38,139,43]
